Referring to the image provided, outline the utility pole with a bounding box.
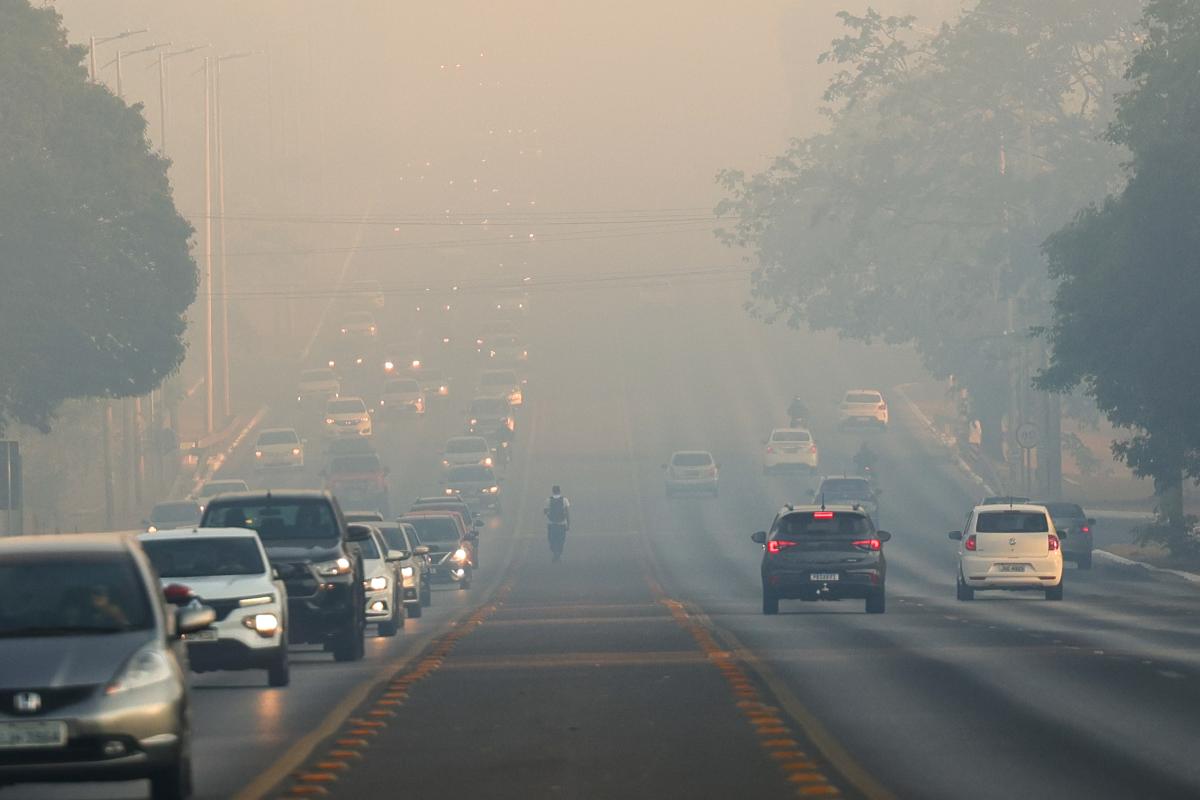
[203,56,215,434]
[89,29,147,83]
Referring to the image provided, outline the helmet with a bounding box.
[551,485,561,496]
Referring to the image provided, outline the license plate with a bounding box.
[0,721,67,750]
[998,563,1026,573]
[810,573,840,581]
[184,628,218,641]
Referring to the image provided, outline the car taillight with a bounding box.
[852,539,882,551]
[767,540,798,554]
[877,402,887,410]
[1048,535,1060,551]
[766,446,774,454]
[965,534,977,551]
[810,445,818,453]
[813,511,834,519]
[1080,526,1090,534]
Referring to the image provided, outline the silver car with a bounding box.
[442,464,502,513]
[0,533,214,799]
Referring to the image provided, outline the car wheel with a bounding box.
[407,600,423,618]
[1045,581,1064,601]
[420,581,432,607]
[377,615,399,637]
[333,610,366,662]
[956,575,974,601]
[1076,552,1093,570]
[267,643,290,687]
[762,588,779,615]
[148,750,191,800]
[865,589,886,614]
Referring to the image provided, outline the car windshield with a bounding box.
[301,369,335,382]
[775,512,873,540]
[845,392,882,404]
[976,511,1050,533]
[480,371,516,385]
[1043,502,1085,518]
[672,453,713,467]
[345,312,373,323]
[448,466,495,482]
[471,399,509,415]
[819,479,871,498]
[771,431,811,443]
[0,554,153,636]
[328,399,366,414]
[143,537,265,578]
[151,502,201,525]
[402,516,460,543]
[375,524,412,553]
[203,499,339,541]
[385,379,420,393]
[330,455,382,473]
[446,438,487,454]
[257,430,298,445]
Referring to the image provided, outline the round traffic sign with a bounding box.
[1015,421,1038,450]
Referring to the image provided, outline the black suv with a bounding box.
[1040,501,1096,569]
[752,506,891,615]
[200,490,368,661]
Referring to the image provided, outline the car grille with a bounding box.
[199,598,242,622]
[276,562,319,598]
[0,686,97,715]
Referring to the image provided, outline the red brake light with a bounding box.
[766,446,775,454]
[810,445,818,453]
[1080,526,1090,534]
[813,511,835,519]
[964,534,977,552]
[852,539,882,551]
[767,540,798,554]
[1048,535,1060,551]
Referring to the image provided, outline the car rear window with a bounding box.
[976,511,1049,533]
[771,431,811,443]
[818,479,871,497]
[257,430,298,445]
[672,452,713,467]
[143,537,265,578]
[1043,503,1084,518]
[402,516,460,543]
[446,438,487,454]
[202,499,339,541]
[845,392,882,404]
[0,553,153,636]
[774,511,873,540]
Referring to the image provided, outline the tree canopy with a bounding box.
[0,0,197,432]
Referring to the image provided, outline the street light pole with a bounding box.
[203,56,215,435]
[88,29,147,83]
[150,45,208,159]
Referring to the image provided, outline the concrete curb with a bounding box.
[1093,549,1200,585]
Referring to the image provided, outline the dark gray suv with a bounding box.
[752,506,890,614]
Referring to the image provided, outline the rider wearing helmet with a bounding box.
[544,485,571,562]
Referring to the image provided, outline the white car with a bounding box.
[763,428,819,472]
[839,389,889,429]
[254,427,304,469]
[323,397,372,439]
[353,524,404,636]
[297,367,340,405]
[196,479,250,510]
[380,377,425,416]
[138,528,290,686]
[339,310,378,337]
[950,504,1064,601]
[664,450,719,497]
[442,435,494,470]
[375,521,432,616]
[478,368,524,406]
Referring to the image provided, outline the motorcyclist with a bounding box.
[544,485,571,562]
[788,396,809,427]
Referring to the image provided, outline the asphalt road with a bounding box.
[8,281,1200,800]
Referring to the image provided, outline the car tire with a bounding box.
[420,581,432,607]
[407,600,423,618]
[377,615,399,637]
[332,611,366,662]
[1076,552,1092,570]
[762,588,779,615]
[956,575,974,601]
[148,751,191,800]
[1045,581,1064,601]
[865,589,886,614]
[267,643,290,688]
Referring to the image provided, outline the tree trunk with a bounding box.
[1155,466,1186,546]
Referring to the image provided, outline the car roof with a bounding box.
[202,490,332,503]
[445,436,487,444]
[139,527,259,541]
[818,475,870,484]
[972,503,1050,515]
[258,426,298,435]
[770,427,812,435]
[844,388,883,395]
[776,504,870,516]
[672,450,713,456]
[0,532,137,555]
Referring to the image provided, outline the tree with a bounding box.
[1038,0,1200,551]
[0,0,196,433]
[718,1,1140,460]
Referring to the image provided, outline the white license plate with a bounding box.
[184,628,218,642]
[810,573,840,581]
[0,721,67,749]
[998,563,1026,573]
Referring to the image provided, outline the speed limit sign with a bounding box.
[1015,421,1039,450]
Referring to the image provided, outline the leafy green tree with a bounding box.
[1038,0,1200,550]
[0,0,196,432]
[718,1,1140,459]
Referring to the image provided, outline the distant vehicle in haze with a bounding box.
[323,397,372,440]
[467,397,515,440]
[338,310,378,338]
[253,427,304,470]
[441,435,494,471]
[297,367,340,406]
[196,478,251,505]
[477,368,524,406]
[752,506,890,614]
[323,453,390,516]
[838,389,889,430]
[352,524,403,637]
[381,342,419,379]
[663,450,719,497]
[145,500,203,533]
[763,428,819,473]
[1039,501,1096,570]
[140,527,290,686]
[474,320,519,353]
[373,520,432,614]
[487,333,528,365]
[442,464,502,514]
[950,504,1064,601]
[812,476,878,521]
[412,365,451,401]
[400,512,474,589]
[379,377,424,416]
[0,533,214,798]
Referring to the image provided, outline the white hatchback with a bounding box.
[441,435,494,471]
[254,427,304,469]
[839,389,889,429]
[664,450,719,497]
[323,397,372,439]
[950,504,1064,600]
[139,528,290,686]
[380,377,425,416]
[764,428,819,472]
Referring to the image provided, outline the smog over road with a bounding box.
[2,1,1200,799]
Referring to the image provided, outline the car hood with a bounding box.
[0,631,154,689]
[262,539,345,562]
[158,575,272,601]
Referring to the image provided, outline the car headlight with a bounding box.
[340,328,348,334]
[487,486,499,494]
[242,613,280,637]
[292,447,302,455]
[442,459,450,467]
[483,457,493,466]
[452,547,468,562]
[401,566,414,578]
[469,418,478,425]
[255,450,263,458]
[239,594,275,607]
[325,417,335,425]
[107,644,172,695]
[444,488,455,495]
[316,557,352,576]
[439,385,448,395]
[367,575,389,591]
[384,361,395,371]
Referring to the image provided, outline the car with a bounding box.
[0,533,214,798]
[751,506,890,614]
[838,389,889,430]
[139,528,289,687]
[381,344,419,380]
[441,435,495,471]
[145,500,203,533]
[195,479,250,505]
[352,525,404,637]
[323,453,390,517]
[474,320,519,352]
[949,504,1064,601]
[663,451,719,497]
[374,521,432,615]
[408,497,483,567]
[442,464,502,514]
[412,366,451,401]
[199,491,369,661]
[477,369,524,406]
[467,397,515,441]
[487,333,528,365]
[323,397,372,440]
[1039,502,1096,569]
[338,310,378,337]
[763,428,819,472]
[399,512,474,589]
[344,510,385,523]
[253,427,304,470]
[297,367,340,406]
[982,495,1032,505]
[813,476,878,521]
[379,377,425,416]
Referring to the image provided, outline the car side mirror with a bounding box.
[876,530,892,543]
[387,550,408,561]
[346,524,371,542]
[750,531,767,544]
[414,545,431,555]
[271,566,282,581]
[176,605,216,636]
[947,530,963,541]
[1087,517,1096,526]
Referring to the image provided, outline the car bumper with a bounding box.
[839,413,888,426]
[961,556,1062,588]
[255,453,303,469]
[184,612,284,671]
[666,478,718,492]
[365,588,398,622]
[323,424,372,439]
[764,453,818,469]
[285,581,356,643]
[763,568,882,599]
